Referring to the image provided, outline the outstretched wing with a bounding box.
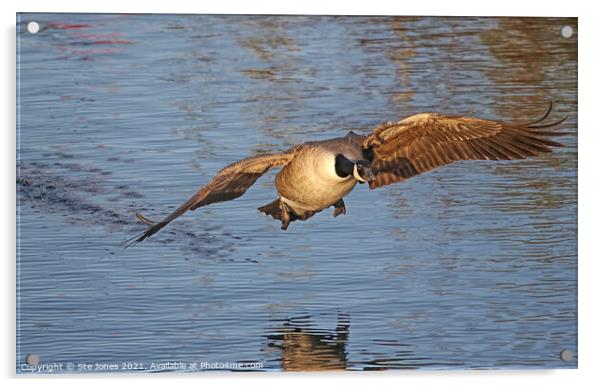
[124,150,297,247]
[362,104,568,189]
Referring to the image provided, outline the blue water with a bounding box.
[16,14,577,372]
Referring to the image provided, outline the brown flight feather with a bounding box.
[362,105,567,189]
[123,150,297,247]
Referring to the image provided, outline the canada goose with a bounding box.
[125,103,567,246]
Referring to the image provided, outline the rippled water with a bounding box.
[16,14,577,372]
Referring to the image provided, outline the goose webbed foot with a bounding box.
[332,199,346,218]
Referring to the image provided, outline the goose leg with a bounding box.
[332,199,346,217]
[279,201,291,230]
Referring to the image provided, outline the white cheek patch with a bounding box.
[353,164,367,182]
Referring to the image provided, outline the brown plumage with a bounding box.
[124,103,567,246]
[363,103,566,189]
[124,151,297,246]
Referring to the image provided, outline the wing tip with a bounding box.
[525,101,569,131]
[120,231,145,249]
[121,221,167,249]
[527,115,569,130]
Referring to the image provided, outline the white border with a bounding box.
[4,0,581,16]
[3,1,599,386]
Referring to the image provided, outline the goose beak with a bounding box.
[363,167,375,182]
[354,161,376,183]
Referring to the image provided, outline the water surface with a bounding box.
[16,14,577,372]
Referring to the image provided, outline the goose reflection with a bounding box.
[265,314,349,371]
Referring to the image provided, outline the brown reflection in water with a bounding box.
[389,17,417,104]
[237,17,301,84]
[236,17,306,141]
[480,17,577,120]
[238,18,299,63]
[477,18,577,212]
[355,16,418,110]
[266,314,349,371]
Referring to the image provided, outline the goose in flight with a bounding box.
[125,104,566,246]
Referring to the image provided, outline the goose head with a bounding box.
[335,154,375,183]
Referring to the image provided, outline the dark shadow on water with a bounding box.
[17,159,240,260]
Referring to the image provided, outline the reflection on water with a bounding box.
[480,18,578,121]
[17,14,576,372]
[389,18,417,104]
[266,314,349,371]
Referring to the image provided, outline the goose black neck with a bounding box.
[335,154,355,178]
